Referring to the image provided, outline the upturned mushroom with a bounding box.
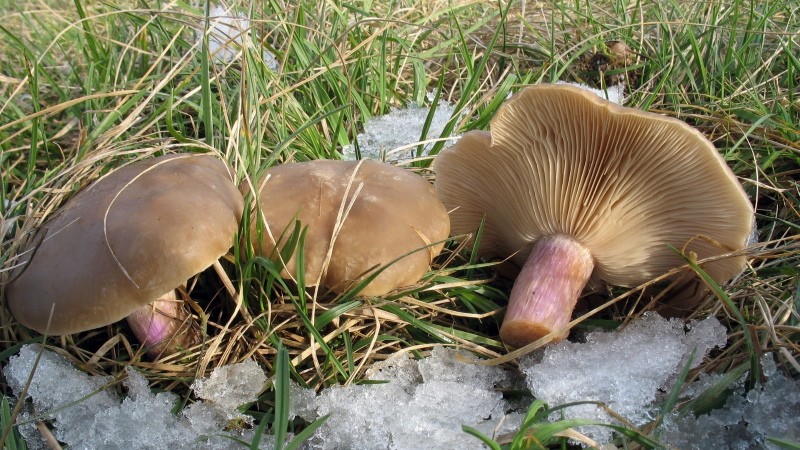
[245,159,449,296]
[6,154,244,356]
[434,84,754,346]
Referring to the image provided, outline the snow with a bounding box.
[3,345,272,450]
[341,83,627,163]
[4,345,118,448]
[660,354,800,449]
[198,5,278,69]
[342,92,461,162]
[4,315,799,449]
[556,81,626,105]
[298,347,520,449]
[191,358,267,424]
[520,312,728,443]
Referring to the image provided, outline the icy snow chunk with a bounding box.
[182,401,229,436]
[307,382,402,448]
[520,313,727,444]
[4,344,119,446]
[198,5,278,68]
[660,354,800,449]
[342,96,461,162]
[365,347,423,392]
[418,346,508,387]
[3,345,273,449]
[556,81,625,105]
[300,347,516,450]
[85,368,196,449]
[191,358,267,423]
[287,381,318,422]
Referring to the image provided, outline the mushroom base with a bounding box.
[126,290,200,358]
[500,235,594,347]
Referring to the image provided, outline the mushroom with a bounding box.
[434,84,754,346]
[6,154,244,356]
[245,159,449,296]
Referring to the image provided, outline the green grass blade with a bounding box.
[284,414,330,450]
[1,396,27,450]
[652,348,695,434]
[267,344,291,450]
[200,1,214,147]
[314,300,362,329]
[680,362,749,418]
[673,247,761,390]
[461,425,502,450]
[767,437,800,450]
[73,0,102,61]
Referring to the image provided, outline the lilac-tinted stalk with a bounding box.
[126,290,199,357]
[500,235,594,346]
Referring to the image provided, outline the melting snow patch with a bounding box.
[190,358,267,424]
[198,5,278,69]
[556,81,626,105]
[342,93,460,162]
[520,312,727,444]
[660,354,800,449]
[5,345,118,448]
[4,315,799,449]
[296,346,520,449]
[4,345,272,450]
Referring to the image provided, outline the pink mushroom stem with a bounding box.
[499,234,594,346]
[126,290,199,357]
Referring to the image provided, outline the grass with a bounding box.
[0,0,798,447]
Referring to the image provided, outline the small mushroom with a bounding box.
[246,159,449,296]
[434,84,754,346]
[6,154,244,356]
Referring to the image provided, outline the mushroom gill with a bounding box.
[434,84,754,347]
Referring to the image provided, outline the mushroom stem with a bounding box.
[500,235,594,346]
[126,290,199,357]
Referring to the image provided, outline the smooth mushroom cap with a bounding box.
[434,83,754,291]
[6,154,244,335]
[247,159,450,296]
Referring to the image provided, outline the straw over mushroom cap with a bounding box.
[435,84,753,345]
[7,154,244,335]
[247,159,450,296]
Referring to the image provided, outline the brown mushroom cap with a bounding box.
[247,159,450,296]
[6,154,244,335]
[436,84,753,287]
